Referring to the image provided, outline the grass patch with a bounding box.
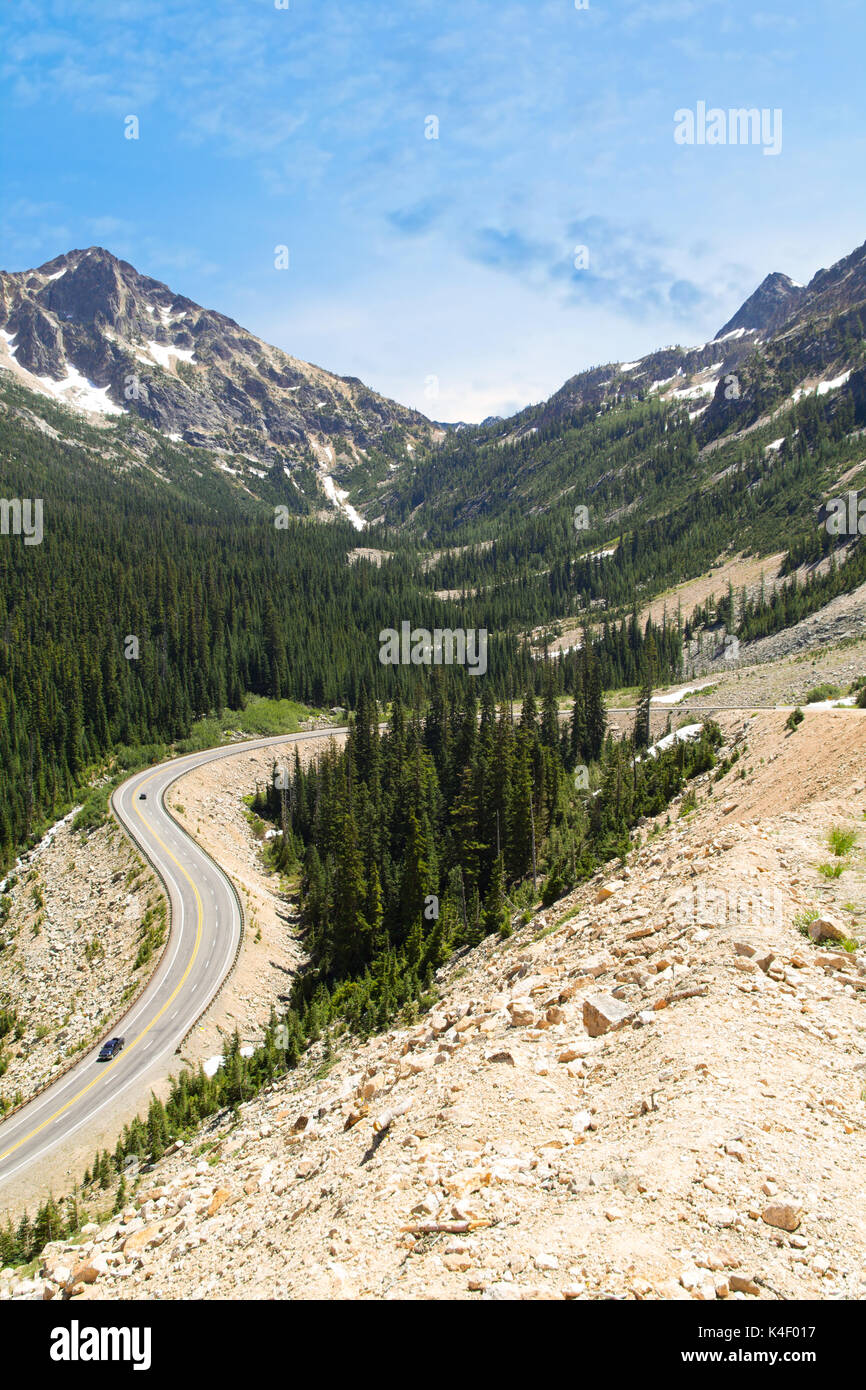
[174,697,321,754]
[133,901,167,970]
[602,685,641,709]
[818,861,846,879]
[828,826,858,857]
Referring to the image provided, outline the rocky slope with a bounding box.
[537,238,866,437]
[0,814,162,1115]
[11,708,866,1302]
[0,247,432,520]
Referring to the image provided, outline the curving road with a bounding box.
[0,728,345,1196]
[2,704,857,1196]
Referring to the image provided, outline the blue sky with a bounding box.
[2,0,865,421]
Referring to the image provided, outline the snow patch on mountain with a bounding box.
[35,363,126,416]
[146,341,197,370]
[817,370,852,395]
[321,474,366,532]
[0,330,19,365]
[791,370,852,404]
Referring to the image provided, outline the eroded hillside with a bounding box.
[14,708,866,1302]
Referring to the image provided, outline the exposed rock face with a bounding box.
[0,247,431,491]
[715,271,807,340]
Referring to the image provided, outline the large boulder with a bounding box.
[807,916,847,944]
[583,993,633,1037]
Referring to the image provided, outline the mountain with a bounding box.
[714,270,806,339]
[459,240,866,452]
[0,247,432,524]
[2,234,865,565]
[4,238,865,536]
[373,237,866,540]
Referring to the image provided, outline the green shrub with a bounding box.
[805,683,841,704]
[72,787,110,834]
[818,861,845,879]
[828,826,857,857]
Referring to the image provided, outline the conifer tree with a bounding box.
[540,669,560,750]
[482,853,510,937]
[634,628,657,752]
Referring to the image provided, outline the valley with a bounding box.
[6,702,865,1302]
[1,233,866,1305]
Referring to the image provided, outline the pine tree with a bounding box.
[540,670,560,750]
[583,634,606,761]
[569,677,588,770]
[506,735,534,881]
[519,683,538,733]
[482,853,510,937]
[634,628,657,752]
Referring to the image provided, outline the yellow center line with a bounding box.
[0,770,205,1166]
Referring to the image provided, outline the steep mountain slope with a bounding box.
[529,239,866,442]
[4,239,864,547]
[14,707,866,1303]
[0,247,432,522]
[714,271,806,339]
[380,237,866,509]
[371,240,866,654]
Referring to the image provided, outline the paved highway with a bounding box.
[0,728,344,1194]
[2,704,857,1193]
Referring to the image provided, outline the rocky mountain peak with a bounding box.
[0,247,432,517]
[31,247,170,340]
[714,271,806,340]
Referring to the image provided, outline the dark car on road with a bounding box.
[97,1037,125,1061]
[139,792,147,800]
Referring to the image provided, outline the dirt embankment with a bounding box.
[166,733,347,1069]
[0,816,162,1115]
[18,709,866,1303]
